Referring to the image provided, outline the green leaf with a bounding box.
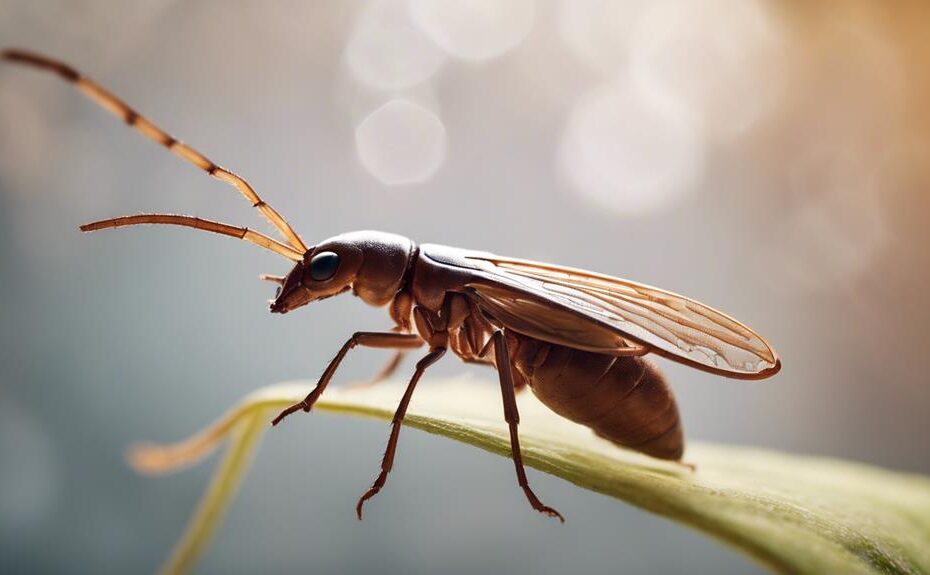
[130,378,930,575]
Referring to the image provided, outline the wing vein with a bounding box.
[458,252,779,376]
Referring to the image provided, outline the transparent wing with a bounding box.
[465,253,780,379]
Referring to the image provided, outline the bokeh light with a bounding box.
[629,0,787,140]
[355,99,447,185]
[345,0,446,92]
[769,147,889,293]
[408,0,535,62]
[557,82,702,215]
[558,0,648,77]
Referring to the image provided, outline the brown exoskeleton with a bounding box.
[2,49,781,522]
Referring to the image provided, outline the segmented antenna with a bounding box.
[80,214,304,261]
[1,48,308,254]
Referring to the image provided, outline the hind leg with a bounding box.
[481,330,564,522]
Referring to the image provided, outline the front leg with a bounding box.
[272,331,424,426]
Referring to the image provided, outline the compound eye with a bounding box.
[309,251,340,281]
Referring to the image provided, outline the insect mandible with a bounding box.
[2,49,781,522]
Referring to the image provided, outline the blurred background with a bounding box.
[1,0,928,573]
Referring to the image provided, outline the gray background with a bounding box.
[1,1,929,574]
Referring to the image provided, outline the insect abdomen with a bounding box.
[510,336,684,461]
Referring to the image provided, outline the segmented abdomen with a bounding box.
[509,335,684,461]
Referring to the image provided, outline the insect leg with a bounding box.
[483,330,564,522]
[356,346,447,519]
[346,351,408,391]
[362,351,407,386]
[271,332,424,426]
[348,323,415,389]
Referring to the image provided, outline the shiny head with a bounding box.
[269,231,416,314]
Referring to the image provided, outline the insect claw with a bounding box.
[271,402,300,426]
[271,398,316,426]
[355,488,379,520]
[539,506,565,523]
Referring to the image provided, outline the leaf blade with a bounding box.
[133,378,930,575]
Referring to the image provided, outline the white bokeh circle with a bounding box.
[558,0,650,76]
[558,83,703,215]
[355,99,447,186]
[629,0,786,140]
[345,0,446,91]
[772,162,888,293]
[408,0,535,62]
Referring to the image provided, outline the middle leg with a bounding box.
[356,346,446,519]
[363,350,406,386]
